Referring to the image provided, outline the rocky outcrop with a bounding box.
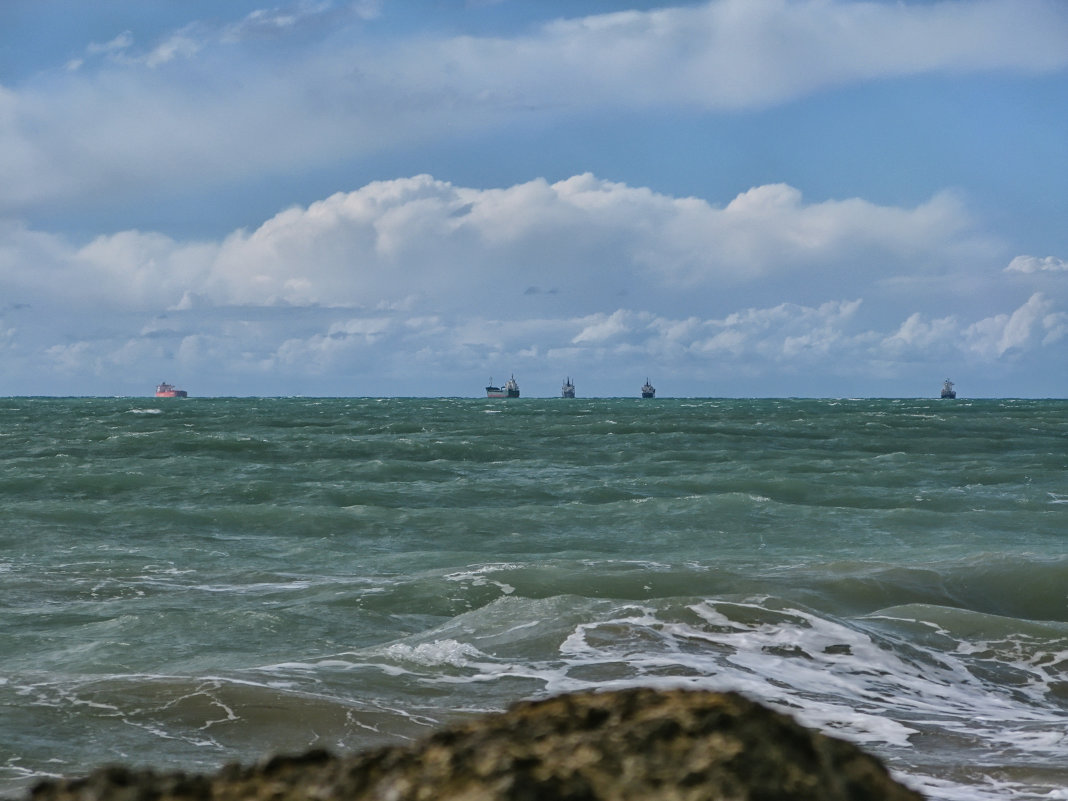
[28,687,924,801]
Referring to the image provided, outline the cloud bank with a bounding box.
[0,175,983,313]
[1,174,1063,396]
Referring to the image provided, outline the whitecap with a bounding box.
[383,640,485,668]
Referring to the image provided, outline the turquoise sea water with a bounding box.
[1,397,1066,799]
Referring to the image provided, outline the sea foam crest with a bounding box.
[444,564,520,595]
[383,639,486,667]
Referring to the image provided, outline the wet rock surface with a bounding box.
[27,688,924,801]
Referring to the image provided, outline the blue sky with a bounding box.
[1,0,1066,397]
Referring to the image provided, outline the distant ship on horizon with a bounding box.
[940,379,956,399]
[486,375,520,398]
[641,378,655,398]
[155,381,187,398]
[561,377,575,398]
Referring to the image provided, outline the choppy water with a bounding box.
[1,396,1066,799]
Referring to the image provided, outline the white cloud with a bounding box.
[218,1,366,46]
[3,0,1067,212]
[0,173,1062,395]
[572,310,632,344]
[45,341,97,374]
[76,231,218,305]
[869,294,1068,366]
[143,32,204,68]
[86,31,134,57]
[487,0,1068,110]
[0,173,999,329]
[1042,313,1068,346]
[1006,255,1068,273]
[76,27,201,70]
[964,292,1056,358]
[193,175,981,310]
[689,299,866,363]
[223,3,333,40]
[9,292,1066,397]
[882,312,959,355]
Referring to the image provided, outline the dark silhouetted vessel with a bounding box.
[486,375,520,398]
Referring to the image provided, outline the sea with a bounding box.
[1,396,1066,800]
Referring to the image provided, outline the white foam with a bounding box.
[444,564,522,595]
[207,593,1068,801]
[191,580,314,593]
[383,640,486,668]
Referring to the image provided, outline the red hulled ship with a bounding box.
[155,382,188,398]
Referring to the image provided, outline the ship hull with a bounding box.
[155,381,187,398]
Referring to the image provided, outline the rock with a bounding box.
[28,688,924,801]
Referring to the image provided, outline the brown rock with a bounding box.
[28,688,924,801]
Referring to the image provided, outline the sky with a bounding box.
[1,0,1066,398]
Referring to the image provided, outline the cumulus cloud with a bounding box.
[879,311,962,362]
[244,299,858,383]
[572,310,633,344]
[11,291,1066,397]
[0,174,1062,395]
[191,175,980,311]
[0,172,1000,316]
[1043,313,1068,346]
[963,293,1058,358]
[688,299,866,362]
[109,292,1068,393]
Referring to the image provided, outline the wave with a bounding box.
[4,397,1067,801]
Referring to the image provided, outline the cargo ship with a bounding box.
[486,375,520,398]
[561,377,575,398]
[641,378,655,398]
[155,381,188,398]
[940,379,956,399]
